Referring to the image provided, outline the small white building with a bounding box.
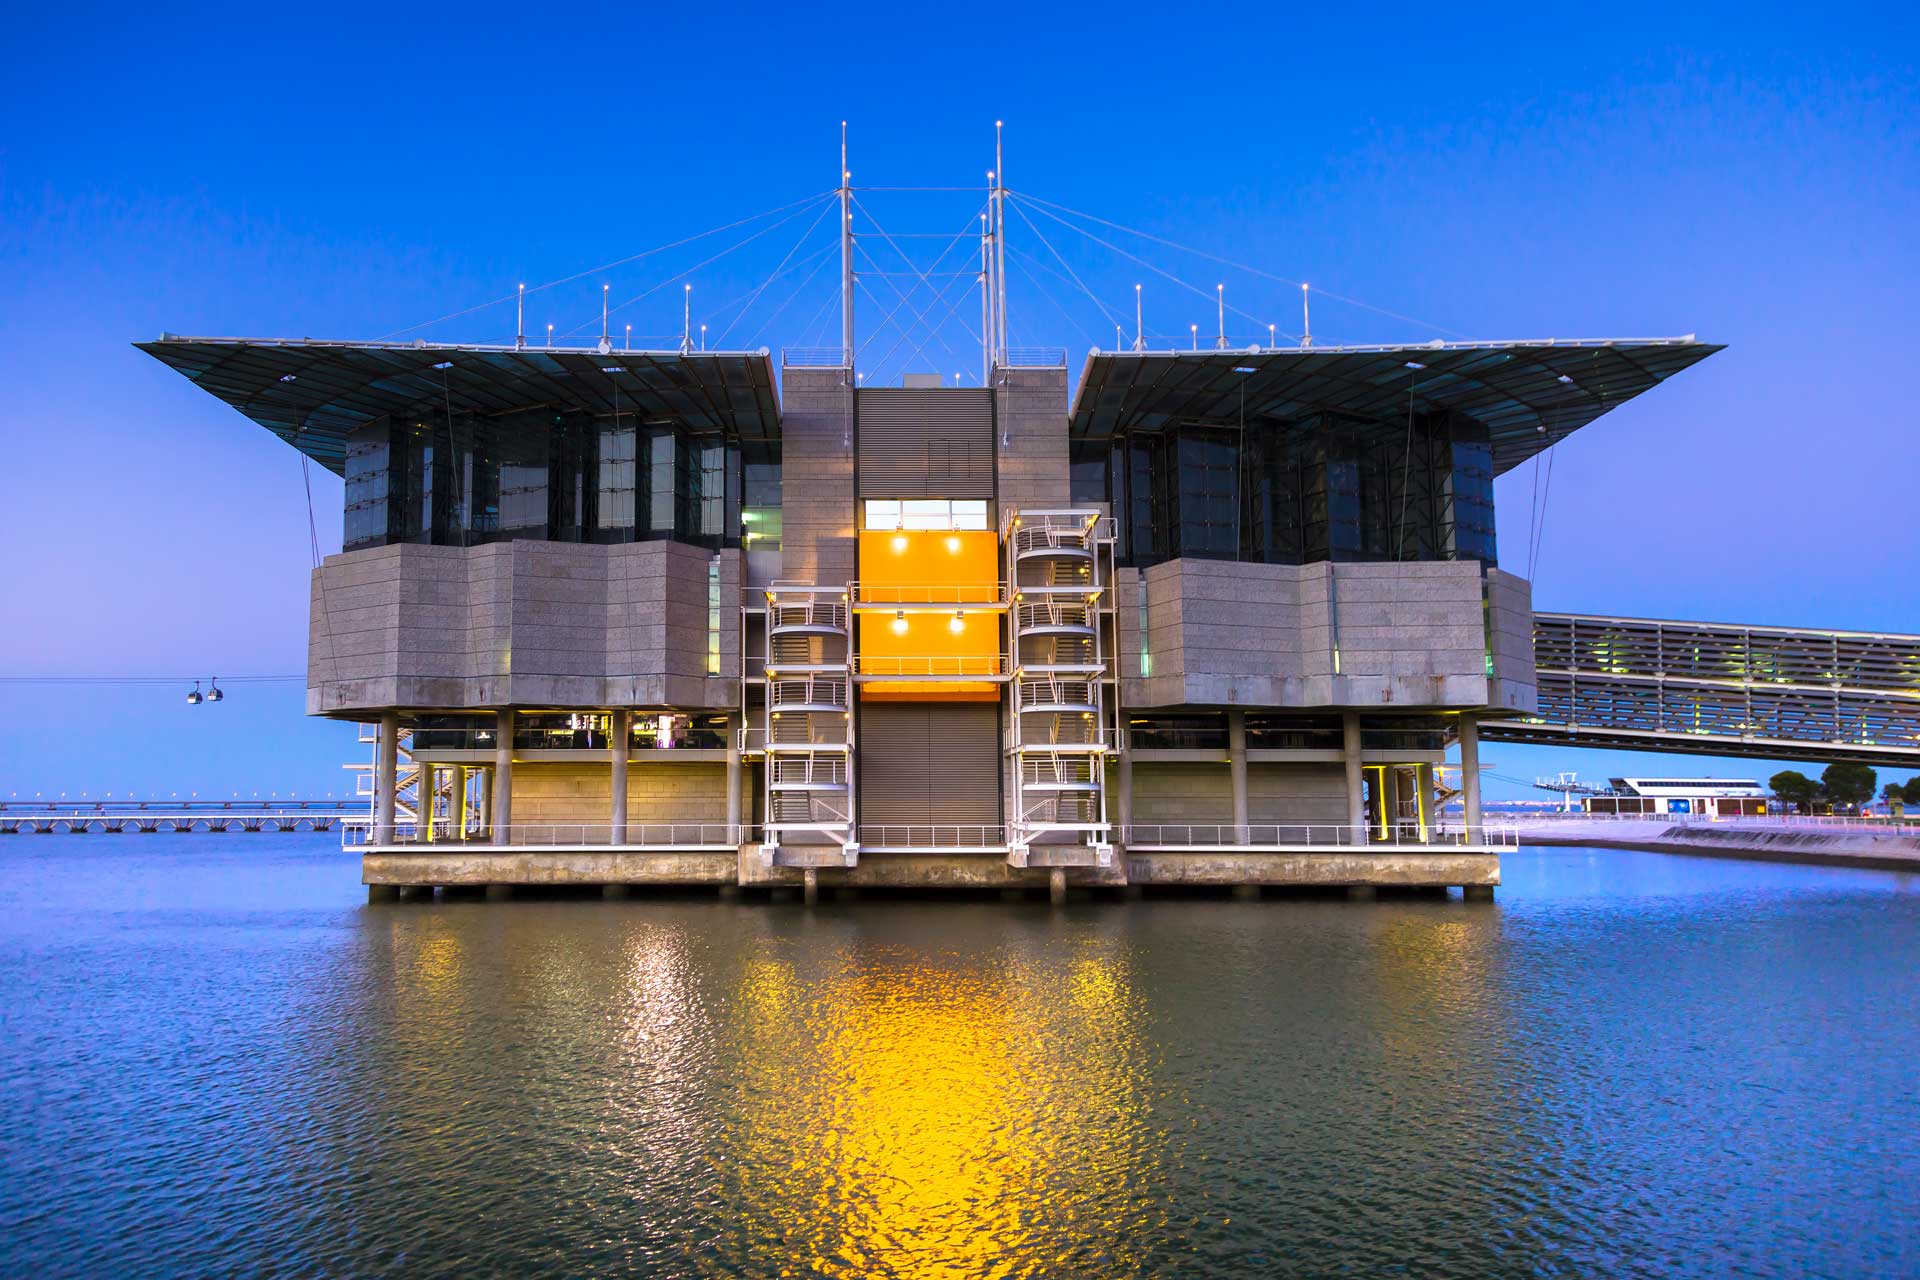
[1586,777,1767,817]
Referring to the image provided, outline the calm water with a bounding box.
[1,836,1916,1278]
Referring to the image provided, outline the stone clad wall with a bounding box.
[996,366,1071,512]
[1117,559,1534,712]
[308,541,740,715]
[778,366,855,587]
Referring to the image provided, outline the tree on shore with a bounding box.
[1820,762,1876,813]
[1768,770,1820,814]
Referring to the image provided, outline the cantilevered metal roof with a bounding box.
[1067,338,1721,475]
[136,337,783,475]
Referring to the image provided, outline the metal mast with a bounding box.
[994,122,1008,364]
[980,209,993,383]
[840,122,854,364]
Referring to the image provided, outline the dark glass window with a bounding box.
[497,414,550,540]
[1127,714,1228,750]
[1175,427,1239,559]
[343,420,392,551]
[1089,408,1500,571]
[1244,715,1343,750]
[596,423,638,541]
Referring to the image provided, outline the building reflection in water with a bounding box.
[714,917,1164,1277]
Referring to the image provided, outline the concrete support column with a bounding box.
[1342,712,1365,844]
[492,709,514,846]
[1417,762,1436,843]
[1116,750,1134,843]
[610,709,630,846]
[373,712,400,846]
[725,712,743,841]
[1228,709,1248,844]
[1458,714,1483,845]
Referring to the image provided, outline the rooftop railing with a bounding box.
[781,347,850,368]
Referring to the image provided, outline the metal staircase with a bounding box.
[761,583,857,865]
[1004,509,1115,867]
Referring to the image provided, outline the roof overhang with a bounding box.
[1066,337,1722,475]
[136,336,783,476]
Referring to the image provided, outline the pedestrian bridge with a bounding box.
[1481,611,1920,766]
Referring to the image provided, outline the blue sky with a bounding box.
[1,3,1914,802]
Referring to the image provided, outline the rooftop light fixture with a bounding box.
[277,374,297,383]
[1405,361,1426,370]
[431,361,453,370]
[1234,366,1257,374]
[1557,374,1576,384]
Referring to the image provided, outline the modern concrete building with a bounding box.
[140,324,1728,902]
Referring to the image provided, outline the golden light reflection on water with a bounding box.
[719,933,1161,1278]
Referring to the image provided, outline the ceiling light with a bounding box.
[949,611,965,635]
[891,611,908,636]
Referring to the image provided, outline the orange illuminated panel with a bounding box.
[857,529,1001,701]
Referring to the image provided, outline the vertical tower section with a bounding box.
[761,584,856,865]
[1005,508,1115,867]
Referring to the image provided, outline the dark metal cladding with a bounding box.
[1067,340,1723,476]
[135,337,783,476]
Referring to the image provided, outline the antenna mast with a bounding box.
[980,208,993,383]
[993,122,1008,365]
[839,122,854,366]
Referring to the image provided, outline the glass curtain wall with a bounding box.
[1073,409,1496,569]
[343,407,765,552]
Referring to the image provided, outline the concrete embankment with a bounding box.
[1520,820,1920,872]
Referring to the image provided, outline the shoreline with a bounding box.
[1520,824,1920,874]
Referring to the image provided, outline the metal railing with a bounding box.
[1017,676,1098,709]
[781,346,850,368]
[850,580,1009,606]
[768,675,850,709]
[857,824,1008,850]
[854,655,1007,677]
[768,600,849,631]
[1498,811,1920,834]
[769,756,849,787]
[1010,525,1096,557]
[999,347,1068,368]
[1015,600,1097,630]
[1120,823,1518,849]
[346,822,749,848]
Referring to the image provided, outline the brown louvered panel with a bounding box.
[858,701,1000,825]
[856,388,994,499]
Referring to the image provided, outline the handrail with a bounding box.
[1121,823,1518,849]
[346,822,751,848]
[850,580,1009,606]
[854,655,1007,677]
[781,347,850,368]
[857,824,1007,849]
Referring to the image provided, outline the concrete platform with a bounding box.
[363,843,1499,893]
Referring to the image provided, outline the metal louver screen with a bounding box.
[856,388,994,499]
[858,701,1000,825]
